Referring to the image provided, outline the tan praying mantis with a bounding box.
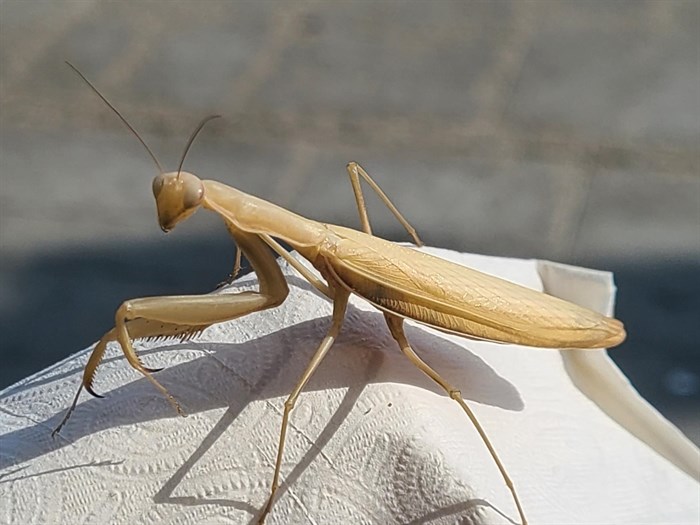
[53,63,626,525]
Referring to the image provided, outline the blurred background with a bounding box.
[0,1,698,444]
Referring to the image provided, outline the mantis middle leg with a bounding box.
[260,234,332,299]
[384,314,528,525]
[259,286,350,524]
[216,244,243,289]
[346,161,423,246]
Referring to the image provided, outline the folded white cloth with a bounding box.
[1,247,698,524]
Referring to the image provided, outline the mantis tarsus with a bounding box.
[53,63,626,525]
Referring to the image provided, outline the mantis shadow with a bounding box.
[144,304,521,524]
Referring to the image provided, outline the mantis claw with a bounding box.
[85,384,105,399]
[143,366,164,373]
[167,395,187,417]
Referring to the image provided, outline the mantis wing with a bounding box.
[324,225,625,349]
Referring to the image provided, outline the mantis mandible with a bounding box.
[53,63,626,525]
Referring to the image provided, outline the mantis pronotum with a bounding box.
[53,63,626,525]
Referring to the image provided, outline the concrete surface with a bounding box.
[0,1,698,444]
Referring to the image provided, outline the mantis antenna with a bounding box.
[64,61,165,174]
[176,114,221,179]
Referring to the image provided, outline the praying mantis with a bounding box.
[53,63,626,525]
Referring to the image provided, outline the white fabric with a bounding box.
[1,247,698,525]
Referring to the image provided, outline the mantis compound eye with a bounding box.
[152,173,166,198]
[182,177,204,209]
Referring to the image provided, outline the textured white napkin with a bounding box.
[1,247,698,525]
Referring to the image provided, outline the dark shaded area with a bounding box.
[0,235,235,386]
[0,234,698,444]
[601,258,700,442]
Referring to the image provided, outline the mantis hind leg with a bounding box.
[258,287,350,524]
[383,313,528,525]
[346,161,423,246]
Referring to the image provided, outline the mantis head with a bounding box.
[65,61,220,233]
[151,114,220,232]
[152,171,204,232]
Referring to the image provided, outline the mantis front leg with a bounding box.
[114,287,288,409]
[53,232,289,435]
